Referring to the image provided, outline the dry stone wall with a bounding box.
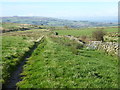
[86,41,118,55]
[63,35,118,56]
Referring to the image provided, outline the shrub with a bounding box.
[92,29,106,41]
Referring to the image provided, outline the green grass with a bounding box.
[2,36,34,83]
[0,22,41,32]
[3,29,50,41]
[1,23,23,29]
[1,22,38,29]
[1,29,51,83]
[54,27,118,37]
[17,36,118,88]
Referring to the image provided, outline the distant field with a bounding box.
[1,22,34,29]
[54,27,118,37]
[2,24,118,88]
[1,29,50,83]
[0,22,42,33]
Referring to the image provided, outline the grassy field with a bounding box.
[1,29,50,83]
[0,22,42,33]
[54,27,118,37]
[17,36,118,88]
[1,24,118,88]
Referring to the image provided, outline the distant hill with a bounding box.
[1,16,117,28]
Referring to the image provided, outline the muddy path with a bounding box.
[2,36,44,89]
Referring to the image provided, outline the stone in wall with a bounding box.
[86,41,118,56]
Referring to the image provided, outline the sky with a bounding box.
[0,0,119,2]
[0,0,119,22]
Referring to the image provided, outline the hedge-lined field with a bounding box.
[17,36,118,88]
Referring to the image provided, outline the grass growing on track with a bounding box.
[2,36,34,83]
[17,36,118,88]
[2,29,51,83]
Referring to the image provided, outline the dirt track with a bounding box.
[2,36,44,89]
